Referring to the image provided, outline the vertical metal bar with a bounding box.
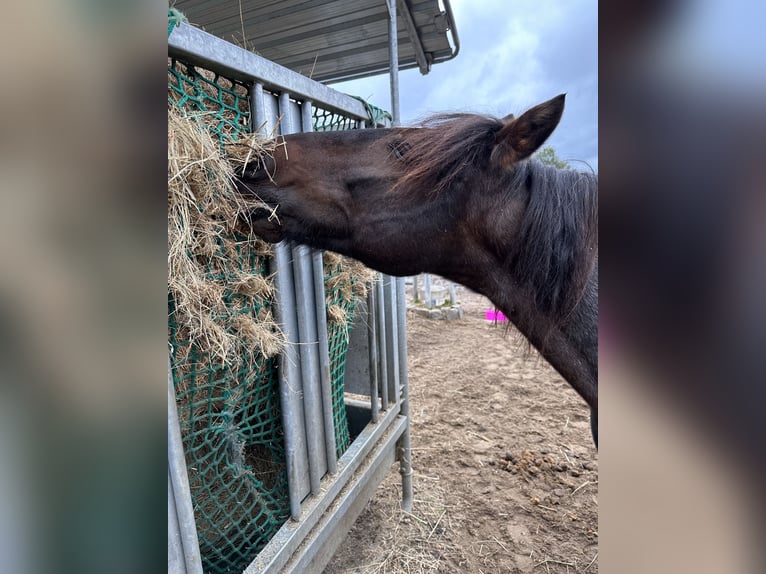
[376,275,389,410]
[289,96,328,494]
[412,274,419,303]
[382,275,400,406]
[293,244,328,495]
[301,99,314,133]
[395,278,414,511]
[167,358,204,574]
[386,0,401,126]
[250,82,266,134]
[424,273,433,308]
[168,472,185,574]
[312,250,338,472]
[275,91,310,518]
[302,98,338,472]
[449,282,457,305]
[367,278,380,423]
[272,245,308,519]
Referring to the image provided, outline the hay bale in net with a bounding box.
[168,59,373,573]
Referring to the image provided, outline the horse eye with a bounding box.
[388,141,411,160]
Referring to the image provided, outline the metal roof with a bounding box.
[173,0,459,84]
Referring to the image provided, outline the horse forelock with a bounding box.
[393,114,503,198]
[507,160,598,327]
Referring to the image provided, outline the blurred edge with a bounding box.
[601,0,766,572]
[0,1,167,573]
[1,0,765,573]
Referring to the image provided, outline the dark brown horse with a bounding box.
[236,95,599,445]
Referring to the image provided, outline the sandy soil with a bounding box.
[324,282,598,573]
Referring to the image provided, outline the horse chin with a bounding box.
[247,211,285,243]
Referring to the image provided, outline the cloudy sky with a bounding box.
[333,0,598,171]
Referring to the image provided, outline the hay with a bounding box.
[168,104,282,368]
[168,69,377,568]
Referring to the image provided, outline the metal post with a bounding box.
[275,91,310,519]
[382,275,400,406]
[367,280,380,424]
[250,83,266,133]
[312,250,338,472]
[386,0,400,126]
[376,275,389,410]
[301,98,338,476]
[424,273,432,308]
[412,275,419,303]
[293,244,328,495]
[168,358,204,574]
[449,282,457,306]
[395,278,413,511]
[287,97,329,494]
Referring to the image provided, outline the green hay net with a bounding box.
[168,44,375,572]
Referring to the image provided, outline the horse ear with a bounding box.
[491,94,565,168]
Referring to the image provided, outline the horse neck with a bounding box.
[481,264,598,410]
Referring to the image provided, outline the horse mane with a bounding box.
[393,114,504,197]
[507,160,598,324]
[394,113,598,326]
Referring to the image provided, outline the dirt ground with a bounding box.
[325,282,598,573]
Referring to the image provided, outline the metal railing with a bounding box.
[169,22,410,574]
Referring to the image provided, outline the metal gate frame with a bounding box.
[168,22,412,574]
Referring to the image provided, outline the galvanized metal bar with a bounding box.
[169,23,369,123]
[367,279,380,423]
[272,244,310,519]
[312,249,338,472]
[250,82,266,134]
[386,0,401,125]
[382,275,400,406]
[290,100,335,486]
[441,0,462,59]
[246,409,407,574]
[282,418,405,573]
[302,94,339,471]
[412,274,419,303]
[292,243,328,495]
[397,0,430,74]
[275,91,311,516]
[395,277,414,511]
[424,273,433,308]
[167,359,204,574]
[376,275,389,410]
[449,282,457,305]
[168,472,186,574]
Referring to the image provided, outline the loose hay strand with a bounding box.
[168,69,376,570]
[168,104,282,368]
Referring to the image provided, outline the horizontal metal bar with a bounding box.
[397,0,429,74]
[169,23,370,121]
[246,408,407,573]
[283,418,405,573]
